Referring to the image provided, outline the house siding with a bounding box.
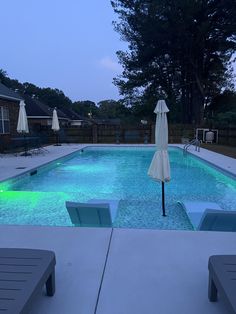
[0,98,19,152]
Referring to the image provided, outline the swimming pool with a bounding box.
[0,146,235,230]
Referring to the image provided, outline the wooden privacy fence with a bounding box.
[60,124,195,144]
[217,127,236,146]
[60,124,236,146]
[62,125,153,144]
[1,124,235,153]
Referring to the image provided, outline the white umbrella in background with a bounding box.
[17,101,30,156]
[17,101,29,134]
[52,108,60,132]
[148,99,171,216]
[52,108,60,145]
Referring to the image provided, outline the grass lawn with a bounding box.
[201,143,236,159]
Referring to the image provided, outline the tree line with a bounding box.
[0,69,131,123]
[1,0,236,126]
[1,0,236,130]
[0,69,159,124]
[111,0,236,125]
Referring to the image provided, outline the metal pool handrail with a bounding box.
[184,138,201,152]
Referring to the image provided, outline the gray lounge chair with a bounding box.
[66,201,112,227]
[208,255,236,314]
[0,248,56,313]
[178,201,222,229]
[199,209,236,231]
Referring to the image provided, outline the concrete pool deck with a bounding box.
[0,225,235,314]
[0,144,235,313]
[179,143,236,176]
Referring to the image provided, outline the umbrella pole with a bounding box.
[23,133,29,157]
[24,133,26,156]
[54,132,57,146]
[162,181,166,216]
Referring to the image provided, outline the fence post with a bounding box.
[92,124,98,143]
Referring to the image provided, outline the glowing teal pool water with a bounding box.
[0,147,235,230]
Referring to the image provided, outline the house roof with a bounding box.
[59,107,90,122]
[22,94,68,120]
[0,83,23,102]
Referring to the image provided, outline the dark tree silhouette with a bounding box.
[111,0,236,124]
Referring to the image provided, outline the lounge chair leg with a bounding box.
[46,269,55,296]
[208,276,217,302]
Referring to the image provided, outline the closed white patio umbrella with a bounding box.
[52,108,60,132]
[17,101,29,134]
[148,99,171,216]
[52,108,60,145]
[17,101,30,156]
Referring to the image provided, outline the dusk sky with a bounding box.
[0,0,127,103]
[1,1,235,104]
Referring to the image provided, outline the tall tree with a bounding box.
[97,99,130,119]
[205,90,236,127]
[111,0,236,124]
[73,100,98,118]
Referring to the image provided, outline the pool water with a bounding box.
[0,147,235,230]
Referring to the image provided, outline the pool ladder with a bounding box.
[184,138,201,152]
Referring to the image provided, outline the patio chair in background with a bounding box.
[30,137,49,155]
[65,201,113,227]
[0,248,56,313]
[3,138,23,156]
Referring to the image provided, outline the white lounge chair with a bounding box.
[87,199,118,223]
[65,200,118,227]
[178,201,222,229]
[199,209,236,231]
